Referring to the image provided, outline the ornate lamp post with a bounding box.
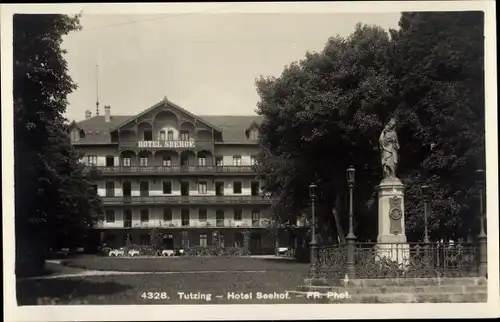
[476,169,487,277]
[308,182,318,280]
[346,166,356,279]
[421,185,430,244]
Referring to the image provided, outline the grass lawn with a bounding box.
[17,257,322,305]
[61,255,310,272]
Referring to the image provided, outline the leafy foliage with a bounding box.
[255,23,396,242]
[390,12,485,241]
[14,14,103,275]
[255,13,485,243]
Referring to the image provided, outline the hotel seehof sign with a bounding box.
[137,140,195,149]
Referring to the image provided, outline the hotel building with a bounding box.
[70,97,300,255]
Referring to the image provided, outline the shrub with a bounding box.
[123,244,159,256]
[184,246,248,257]
[98,246,111,257]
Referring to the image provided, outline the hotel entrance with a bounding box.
[162,233,174,250]
[250,233,262,254]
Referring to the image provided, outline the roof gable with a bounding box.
[110,97,223,133]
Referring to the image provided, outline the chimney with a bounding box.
[104,105,111,123]
[85,110,92,119]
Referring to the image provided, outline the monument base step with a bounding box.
[288,290,487,303]
[297,284,487,294]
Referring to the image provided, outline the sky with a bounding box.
[62,13,401,122]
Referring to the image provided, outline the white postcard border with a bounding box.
[2,1,498,321]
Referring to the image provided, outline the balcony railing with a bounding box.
[96,220,271,229]
[92,165,256,175]
[101,195,273,205]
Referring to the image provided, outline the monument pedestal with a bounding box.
[376,178,409,266]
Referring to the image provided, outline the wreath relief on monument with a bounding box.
[389,196,403,235]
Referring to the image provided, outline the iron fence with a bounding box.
[317,241,478,280]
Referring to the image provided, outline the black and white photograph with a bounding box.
[2,1,499,321]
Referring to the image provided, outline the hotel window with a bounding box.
[162,156,172,166]
[251,181,260,196]
[163,208,172,222]
[140,234,150,246]
[215,156,223,166]
[252,210,260,226]
[216,210,225,227]
[250,129,259,141]
[124,209,132,228]
[180,130,190,141]
[167,130,174,141]
[198,181,208,194]
[106,156,115,167]
[92,184,98,194]
[234,208,242,221]
[198,156,206,166]
[105,210,115,223]
[234,232,243,247]
[140,209,149,222]
[106,234,115,244]
[163,181,172,194]
[140,181,149,197]
[70,130,80,142]
[159,130,166,141]
[140,157,148,166]
[200,233,208,247]
[198,209,207,222]
[181,209,190,226]
[105,181,115,197]
[251,155,257,166]
[233,181,242,194]
[87,155,97,166]
[122,157,131,167]
[233,156,242,166]
[97,214,104,222]
[219,233,225,247]
[143,130,153,141]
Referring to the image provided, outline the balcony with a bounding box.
[93,165,256,176]
[101,195,273,205]
[96,220,271,229]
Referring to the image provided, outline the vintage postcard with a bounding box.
[2,1,499,321]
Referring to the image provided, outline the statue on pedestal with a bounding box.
[379,118,399,179]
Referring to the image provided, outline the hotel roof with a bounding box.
[74,114,264,145]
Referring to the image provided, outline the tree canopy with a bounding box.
[14,14,103,275]
[255,12,485,243]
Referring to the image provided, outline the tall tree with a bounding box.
[255,12,485,244]
[14,14,103,276]
[389,12,485,241]
[255,23,397,243]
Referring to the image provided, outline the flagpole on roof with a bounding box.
[95,62,100,116]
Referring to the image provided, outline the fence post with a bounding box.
[476,169,487,278]
[477,232,487,277]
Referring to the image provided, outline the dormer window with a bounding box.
[70,129,80,142]
[180,130,190,141]
[143,130,153,141]
[250,129,259,141]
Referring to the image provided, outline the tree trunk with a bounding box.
[333,194,346,244]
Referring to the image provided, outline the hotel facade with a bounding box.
[70,97,305,255]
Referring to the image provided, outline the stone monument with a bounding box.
[376,118,409,265]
